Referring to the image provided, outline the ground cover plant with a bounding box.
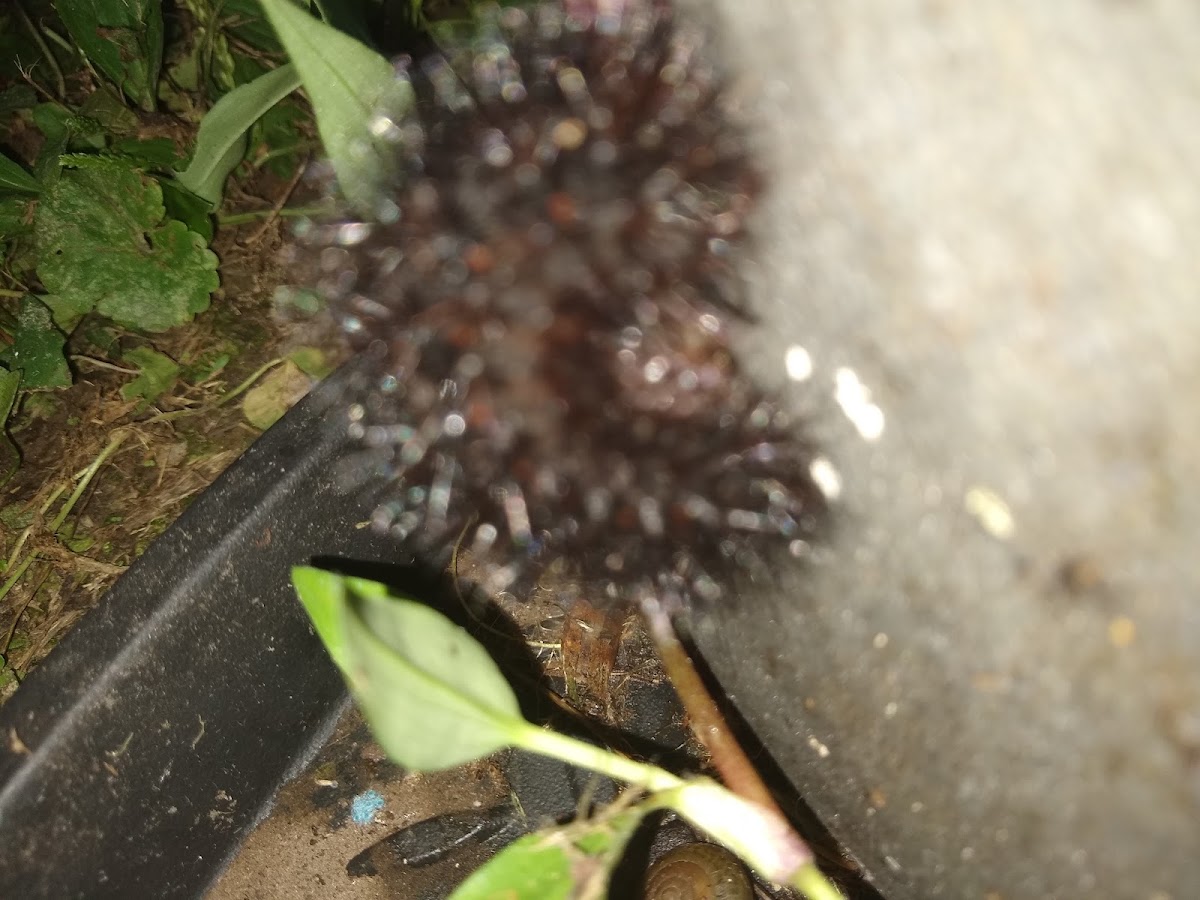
[0,0,368,694]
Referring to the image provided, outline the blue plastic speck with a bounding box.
[350,789,385,826]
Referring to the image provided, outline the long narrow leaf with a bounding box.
[0,153,39,195]
[258,0,411,215]
[175,64,302,205]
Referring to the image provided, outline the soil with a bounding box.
[209,707,512,900]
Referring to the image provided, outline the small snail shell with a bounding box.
[643,842,753,900]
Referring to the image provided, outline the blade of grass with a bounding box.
[48,430,127,534]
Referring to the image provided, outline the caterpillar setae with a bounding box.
[284,0,829,612]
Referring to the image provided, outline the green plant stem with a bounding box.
[513,720,844,899]
[793,862,846,900]
[139,358,287,428]
[36,23,75,57]
[15,1,66,98]
[5,482,64,571]
[514,721,685,794]
[639,597,844,898]
[48,431,127,534]
[218,206,325,226]
[213,357,284,406]
[0,553,36,604]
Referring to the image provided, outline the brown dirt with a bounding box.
[209,708,511,900]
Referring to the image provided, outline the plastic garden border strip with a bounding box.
[0,362,397,898]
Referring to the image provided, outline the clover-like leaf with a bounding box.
[120,346,181,409]
[0,296,70,390]
[35,162,219,332]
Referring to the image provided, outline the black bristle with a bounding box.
[288,0,827,608]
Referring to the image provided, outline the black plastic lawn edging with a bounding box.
[0,363,402,899]
[0,363,725,900]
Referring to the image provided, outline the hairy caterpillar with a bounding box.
[286,0,828,610]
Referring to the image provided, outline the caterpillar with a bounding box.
[285,0,829,611]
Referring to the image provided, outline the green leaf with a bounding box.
[258,0,412,215]
[119,346,180,409]
[64,534,97,553]
[174,0,237,93]
[31,105,72,182]
[223,0,283,54]
[285,345,331,378]
[158,178,215,242]
[34,162,219,331]
[0,296,70,389]
[248,98,311,179]
[182,347,231,383]
[0,368,21,482]
[309,0,373,47]
[293,568,526,771]
[78,89,141,136]
[293,566,352,672]
[241,359,311,429]
[41,292,96,332]
[113,137,185,169]
[54,0,164,112]
[0,153,39,195]
[448,808,646,900]
[450,835,573,900]
[175,63,302,205]
[0,500,35,531]
[0,196,34,240]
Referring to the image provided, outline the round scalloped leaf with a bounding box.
[35,162,218,332]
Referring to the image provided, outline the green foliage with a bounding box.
[111,137,185,169]
[182,346,231,383]
[293,567,526,771]
[55,0,164,111]
[0,368,20,481]
[258,0,412,216]
[0,297,71,389]
[0,0,322,434]
[0,0,476,434]
[293,570,846,900]
[223,0,284,56]
[449,808,645,900]
[175,63,302,205]
[34,161,218,331]
[119,346,181,409]
[248,99,312,179]
[0,86,37,118]
[176,0,238,94]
